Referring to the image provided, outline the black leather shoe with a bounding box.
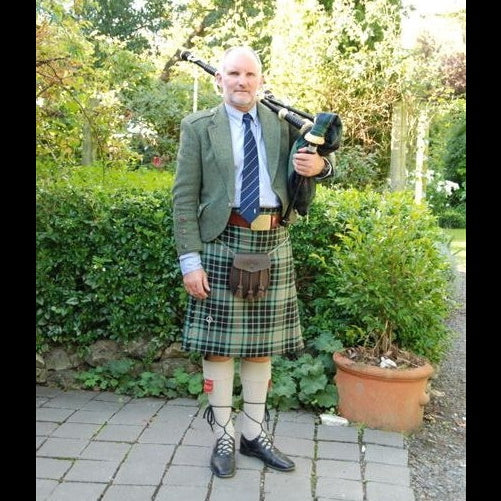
[240,432,295,472]
[210,436,236,478]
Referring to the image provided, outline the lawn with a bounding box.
[443,228,466,272]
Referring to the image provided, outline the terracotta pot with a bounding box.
[333,351,434,433]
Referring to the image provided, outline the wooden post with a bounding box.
[414,107,429,203]
[390,101,408,191]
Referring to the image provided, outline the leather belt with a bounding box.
[228,211,282,231]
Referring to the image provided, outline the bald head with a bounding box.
[219,47,263,74]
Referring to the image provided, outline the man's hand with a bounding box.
[292,147,326,177]
[183,268,211,300]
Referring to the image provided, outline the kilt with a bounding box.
[181,222,304,358]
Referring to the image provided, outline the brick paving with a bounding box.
[36,385,415,500]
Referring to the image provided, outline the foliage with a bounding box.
[325,189,455,362]
[36,161,175,190]
[266,0,404,176]
[440,51,466,96]
[77,0,172,56]
[268,353,338,412]
[36,178,185,352]
[119,77,221,168]
[268,330,343,412]
[37,0,465,192]
[425,99,466,227]
[37,1,158,169]
[76,358,138,392]
[328,145,385,190]
[76,360,204,399]
[36,0,96,166]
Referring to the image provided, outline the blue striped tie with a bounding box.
[240,113,260,223]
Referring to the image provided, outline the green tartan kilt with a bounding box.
[181,223,304,357]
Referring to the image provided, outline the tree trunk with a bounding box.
[82,98,98,166]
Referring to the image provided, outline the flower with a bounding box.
[436,180,460,196]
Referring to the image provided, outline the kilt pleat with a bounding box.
[181,223,304,357]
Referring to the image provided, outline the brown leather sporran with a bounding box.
[229,253,271,300]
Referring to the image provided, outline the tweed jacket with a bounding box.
[172,101,328,256]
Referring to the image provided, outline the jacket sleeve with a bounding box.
[172,117,204,256]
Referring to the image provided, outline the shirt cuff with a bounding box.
[315,157,334,180]
[179,252,202,275]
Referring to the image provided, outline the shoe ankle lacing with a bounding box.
[241,401,271,433]
[203,404,235,441]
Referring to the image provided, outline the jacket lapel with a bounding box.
[207,104,235,200]
[206,102,282,201]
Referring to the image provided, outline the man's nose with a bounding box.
[236,75,248,85]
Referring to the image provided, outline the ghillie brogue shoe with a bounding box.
[240,432,295,472]
[210,435,236,478]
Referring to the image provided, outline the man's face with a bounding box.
[215,50,264,112]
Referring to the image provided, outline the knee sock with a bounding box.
[240,359,272,441]
[202,358,235,440]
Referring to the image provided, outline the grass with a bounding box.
[443,228,466,271]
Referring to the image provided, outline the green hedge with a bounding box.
[36,185,185,352]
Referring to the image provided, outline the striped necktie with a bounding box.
[240,113,260,223]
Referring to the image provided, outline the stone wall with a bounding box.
[36,339,200,390]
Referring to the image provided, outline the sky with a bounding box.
[400,0,466,50]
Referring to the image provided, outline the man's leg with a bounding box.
[203,356,236,478]
[239,357,295,472]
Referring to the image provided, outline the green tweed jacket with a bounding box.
[172,101,329,256]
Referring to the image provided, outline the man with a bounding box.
[172,46,334,478]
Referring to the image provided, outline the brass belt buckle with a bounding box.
[250,214,272,231]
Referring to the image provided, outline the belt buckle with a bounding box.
[250,214,272,231]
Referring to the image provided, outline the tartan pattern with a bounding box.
[181,218,304,357]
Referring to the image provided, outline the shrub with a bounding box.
[36,176,184,353]
[292,187,456,364]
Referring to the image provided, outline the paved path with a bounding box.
[36,385,415,501]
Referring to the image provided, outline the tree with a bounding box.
[77,0,172,56]
[36,0,156,169]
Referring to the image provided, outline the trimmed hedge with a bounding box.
[36,185,185,352]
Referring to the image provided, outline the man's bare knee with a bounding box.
[205,354,232,362]
[243,356,270,363]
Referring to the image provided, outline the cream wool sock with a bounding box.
[202,358,235,440]
[240,359,272,441]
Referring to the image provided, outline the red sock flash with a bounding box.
[204,378,214,393]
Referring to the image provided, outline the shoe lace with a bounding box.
[215,435,235,456]
[241,401,271,432]
[203,404,234,431]
[255,431,274,451]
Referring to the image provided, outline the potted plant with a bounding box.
[324,190,456,432]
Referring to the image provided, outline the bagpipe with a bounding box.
[178,50,343,223]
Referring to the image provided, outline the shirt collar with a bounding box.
[224,103,257,122]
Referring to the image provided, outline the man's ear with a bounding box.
[214,73,223,95]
